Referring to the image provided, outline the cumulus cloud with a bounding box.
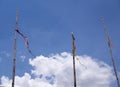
[0,52,115,87]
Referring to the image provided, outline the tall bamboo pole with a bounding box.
[102,17,120,87]
[11,9,18,87]
[72,33,77,87]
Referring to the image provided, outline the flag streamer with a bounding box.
[16,29,35,57]
[76,57,87,69]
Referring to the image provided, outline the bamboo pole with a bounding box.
[72,33,77,87]
[11,9,18,87]
[102,17,120,87]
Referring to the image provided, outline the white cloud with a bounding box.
[0,52,115,87]
[1,73,53,87]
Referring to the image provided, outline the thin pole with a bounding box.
[72,33,77,87]
[12,9,18,87]
[109,44,120,87]
[102,17,120,87]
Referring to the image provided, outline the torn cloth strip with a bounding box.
[16,29,35,57]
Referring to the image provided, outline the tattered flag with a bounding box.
[16,29,35,57]
[76,57,87,69]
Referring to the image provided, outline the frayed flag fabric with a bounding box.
[16,29,29,47]
[16,29,35,57]
[76,57,87,69]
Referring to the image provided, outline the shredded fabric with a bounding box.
[16,29,35,57]
[76,57,87,69]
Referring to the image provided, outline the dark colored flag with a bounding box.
[16,29,35,57]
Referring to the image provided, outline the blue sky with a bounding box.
[0,0,120,87]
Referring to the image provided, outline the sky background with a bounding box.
[0,0,120,87]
